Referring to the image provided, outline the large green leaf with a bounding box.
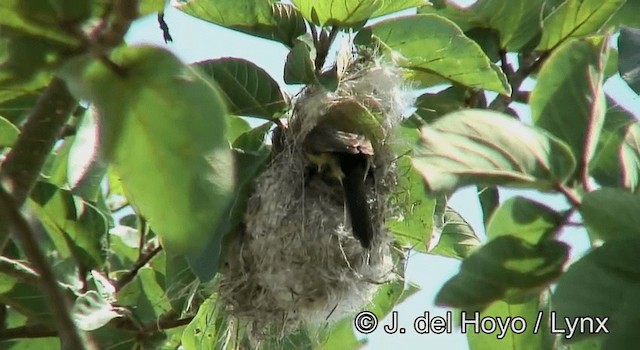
[536,0,625,50]
[60,46,234,257]
[553,238,640,347]
[618,26,640,94]
[435,236,569,310]
[354,14,510,94]
[466,296,554,350]
[531,36,609,182]
[486,196,563,244]
[421,0,546,51]
[175,0,306,47]
[411,109,576,194]
[580,188,640,241]
[195,58,287,120]
[292,0,428,27]
[187,124,271,281]
[371,0,429,18]
[609,0,640,28]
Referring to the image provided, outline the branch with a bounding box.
[0,77,76,208]
[0,325,57,340]
[113,245,163,291]
[0,186,87,349]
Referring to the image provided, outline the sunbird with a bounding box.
[303,123,375,249]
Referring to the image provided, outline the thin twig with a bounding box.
[0,186,87,349]
[0,256,41,285]
[113,245,163,291]
[140,316,194,333]
[556,184,582,208]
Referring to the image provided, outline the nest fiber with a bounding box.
[218,57,411,341]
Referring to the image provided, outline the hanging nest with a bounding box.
[217,51,412,342]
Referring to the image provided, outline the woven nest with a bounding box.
[217,56,411,342]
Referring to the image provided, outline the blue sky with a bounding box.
[125,2,639,349]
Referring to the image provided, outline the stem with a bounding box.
[114,245,162,291]
[556,184,582,208]
[0,186,87,349]
[0,325,57,340]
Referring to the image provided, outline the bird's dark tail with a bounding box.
[339,154,373,249]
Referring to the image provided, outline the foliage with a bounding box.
[0,0,639,349]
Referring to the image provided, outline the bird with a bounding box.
[303,123,375,249]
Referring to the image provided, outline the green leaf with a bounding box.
[316,317,363,350]
[29,181,108,268]
[140,0,167,15]
[0,115,19,147]
[0,90,39,123]
[354,14,510,94]
[536,0,625,50]
[72,291,124,331]
[486,196,563,244]
[187,123,271,281]
[620,122,640,192]
[371,0,429,18]
[195,58,287,119]
[466,297,553,350]
[435,236,569,310]
[291,0,429,27]
[60,46,235,257]
[618,26,640,94]
[387,156,436,252]
[175,1,306,47]
[411,109,576,194]
[182,297,228,350]
[0,0,81,46]
[2,338,61,350]
[580,188,640,241]
[589,99,636,189]
[531,36,609,182]
[421,0,546,51]
[553,238,640,347]
[0,282,54,325]
[284,40,317,85]
[429,204,481,260]
[609,0,640,28]
[0,31,55,95]
[413,85,468,123]
[292,0,375,28]
[116,267,173,324]
[226,116,252,143]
